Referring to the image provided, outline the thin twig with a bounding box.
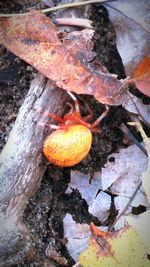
[109,181,142,232]
[110,116,149,231]
[0,0,109,17]
[120,123,148,156]
[42,0,109,13]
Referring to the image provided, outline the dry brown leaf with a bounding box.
[0,10,128,105]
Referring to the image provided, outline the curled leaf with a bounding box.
[0,10,128,105]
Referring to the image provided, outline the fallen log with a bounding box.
[0,73,68,266]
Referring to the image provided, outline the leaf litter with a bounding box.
[123,93,150,125]
[0,0,150,266]
[103,0,150,98]
[60,1,150,258]
[66,170,111,222]
[104,0,150,77]
[0,9,128,105]
[64,128,150,262]
[63,213,90,261]
[129,122,150,203]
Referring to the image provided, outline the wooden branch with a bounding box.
[0,73,68,266]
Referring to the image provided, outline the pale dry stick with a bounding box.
[0,0,109,17]
[54,17,93,28]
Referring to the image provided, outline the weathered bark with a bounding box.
[0,73,68,266]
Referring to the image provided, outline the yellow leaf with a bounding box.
[79,223,149,267]
[127,210,150,254]
[128,122,150,203]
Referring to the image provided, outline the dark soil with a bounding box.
[0,1,143,267]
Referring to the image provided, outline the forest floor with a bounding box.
[0,1,147,266]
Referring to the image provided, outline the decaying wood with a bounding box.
[0,73,68,266]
